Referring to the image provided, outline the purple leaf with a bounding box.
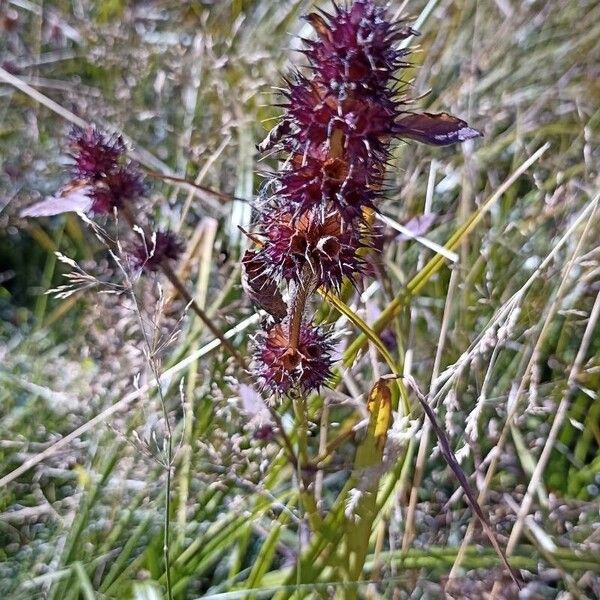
[238,384,273,424]
[396,112,482,146]
[21,182,93,217]
[396,213,437,241]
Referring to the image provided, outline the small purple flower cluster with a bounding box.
[22,126,182,273]
[130,230,184,273]
[245,0,480,395]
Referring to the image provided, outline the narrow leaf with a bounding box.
[241,250,287,320]
[345,378,394,581]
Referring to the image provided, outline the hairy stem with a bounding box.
[291,390,323,534]
[287,272,317,351]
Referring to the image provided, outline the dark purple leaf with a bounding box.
[405,376,523,589]
[396,112,482,146]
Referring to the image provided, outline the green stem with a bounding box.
[164,443,173,600]
[291,391,323,533]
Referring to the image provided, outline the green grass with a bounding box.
[1,0,599,598]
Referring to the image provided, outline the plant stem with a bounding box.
[118,206,247,368]
[164,437,173,600]
[150,365,174,600]
[161,262,247,368]
[115,257,175,600]
[287,268,318,352]
[291,391,322,533]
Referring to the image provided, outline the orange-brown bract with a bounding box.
[254,206,369,291]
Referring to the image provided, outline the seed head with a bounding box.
[302,2,414,93]
[90,166,145,214]
[255,206,368,290]
[253,320,334,394]
[278,148,380,219]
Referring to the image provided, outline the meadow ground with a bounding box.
[1,0,599,598]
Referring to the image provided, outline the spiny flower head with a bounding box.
[21,126,146,218]
[243,0,481,398]
[69,126,126,180]
[90,166,145,214]
[302,2,414,92]
[267,1,480,219]
[67,126,145,215]
[278,145,382,219]
[255,205,368,290]
[253,320,334,394]
[131,230,183,272]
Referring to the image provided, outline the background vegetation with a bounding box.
[1,0,599,598]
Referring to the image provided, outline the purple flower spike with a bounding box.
[69,126,126,180]
[242,0,481,397]
[90,167,145,214]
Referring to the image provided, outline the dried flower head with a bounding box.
[21,126,145,218]
[90,166,145,214]
[131,230,183,272]
[253,320,334,394]
[302,2,414,91]
[267,0,480,219]
[277,148,380,219]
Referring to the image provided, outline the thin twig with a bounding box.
[404,376,522,589]
[112,247,175,600]
[0,315,260,489]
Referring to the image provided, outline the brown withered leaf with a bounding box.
[396,112,482,146]
[242,250,287,321]
[256,119,292,154]
[305,13,334,43]
[366,379,393,452]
